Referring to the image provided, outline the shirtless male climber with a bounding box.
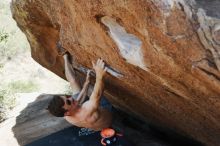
[47,51,112,131]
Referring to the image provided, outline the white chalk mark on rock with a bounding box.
[101,16,147,71]
[152,0,174,16]
[197,9,220,70]
[78,65,123,78]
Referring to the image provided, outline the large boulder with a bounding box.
[11,0,220,145]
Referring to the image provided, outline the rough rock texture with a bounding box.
[11,0,220,145]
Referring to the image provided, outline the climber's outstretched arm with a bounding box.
[82,59,106,113]
[76,70,91,104]
[63,54,81,93]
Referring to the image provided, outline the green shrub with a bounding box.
[7,80,39,93]
[0,80,39,122]
[0,30,9,43]
[0,88,16,122]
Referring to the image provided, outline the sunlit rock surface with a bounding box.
[11,0,220,145]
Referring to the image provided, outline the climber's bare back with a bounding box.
[65,101,112,131]
[64,58,112,131]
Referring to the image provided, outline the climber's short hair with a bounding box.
[47,95,67,117]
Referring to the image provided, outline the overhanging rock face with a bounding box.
[11,0,220,145]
